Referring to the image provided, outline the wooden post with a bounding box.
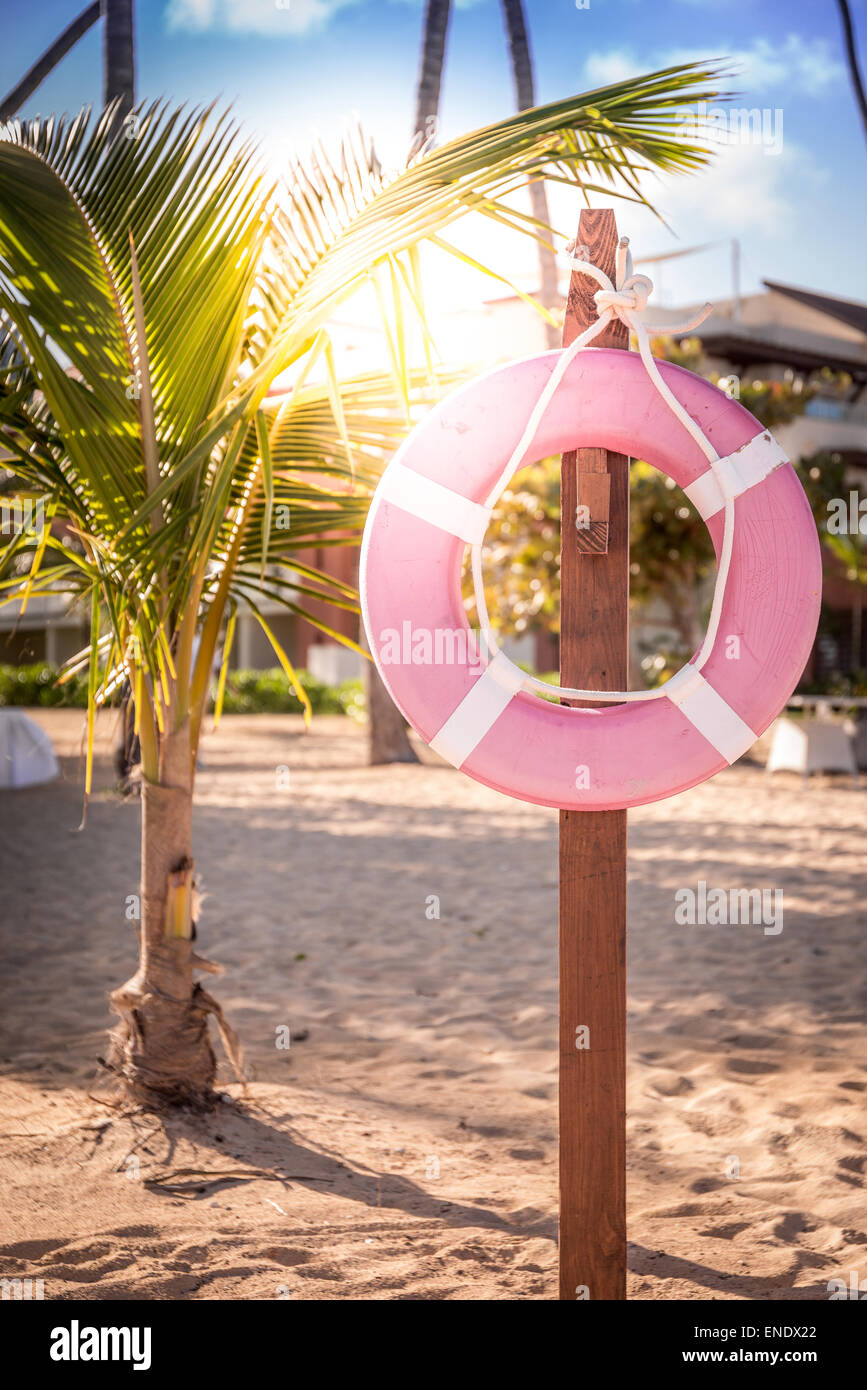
[559,208,629,1301]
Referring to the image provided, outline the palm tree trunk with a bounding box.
[362,628,419,765]
[103,0,135,117]
[838,0,867,146]
[108,722,218,1106]
[371,1,454,763]
[367,663,420,764]
[662,574,702,655]
[0,3,100,121]
[500,0,559,348]
[413,0,452,143]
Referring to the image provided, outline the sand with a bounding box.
[0,707,865,1301]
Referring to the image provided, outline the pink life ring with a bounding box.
[359,348,821,811]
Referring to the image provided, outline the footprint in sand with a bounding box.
[698,1221,752,1240]
[837,1155,866,1183]
[722,1033,778,1049]
[260,1247,311,1267]
[726,1057,780,1076]
[690,1176,726,1194]
[647,1070,694,1097]
[0,1237,67,1260]
[773,1212,816,1240]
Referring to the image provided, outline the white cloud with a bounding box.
[166,0,485,35]
[665,35,844,97]
[584,34,845,97]
[165,0,361,37]
[660,139,811,233]
[541,137,829,310]
[583,49,642,88]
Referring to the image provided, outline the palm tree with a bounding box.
[365,627,420,764]
[0,4,100,122]
[838,0,867,146]
[383,0,457,764]
[411,0,562,345]
[103,0,135,116]
[394,0,554,762]
[0,1,135,124]
[413,0,453,145]
[500,0,559,348]
[0,68,722,1107]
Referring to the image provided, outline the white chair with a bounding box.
[766,715,858,783]
[0,709,59,788]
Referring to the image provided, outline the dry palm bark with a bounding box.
[108,724,243,1105]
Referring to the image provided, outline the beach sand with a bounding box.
[0,708,865,1300]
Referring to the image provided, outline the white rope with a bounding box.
[470,235,736,705]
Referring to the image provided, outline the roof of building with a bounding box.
[646,281,867,382]
[762,281,867,337]
[674,318,867,382]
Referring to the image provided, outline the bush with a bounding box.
[0,662,90,707]
[217,667,364,717]
[800,669,867,699]
[0,662,365,717]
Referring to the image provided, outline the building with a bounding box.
[642,280,867,683]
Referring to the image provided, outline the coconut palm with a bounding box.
[500,0,559,348]
[392,0,556,763]
[413,0,453,144]
[103,0,136,116]
[384,0,458,765]
[838,0,867,147]
[0,0,135,123]
[412,0,560,346]
[0,67,723,1107]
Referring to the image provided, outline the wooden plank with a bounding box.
[575,469,611,555]
[559,208,630,1301]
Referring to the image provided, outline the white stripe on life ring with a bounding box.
[376,464,492,546]
[664,665,756,764]
[429,650,526,767]
[683,431,788,521]
[428,656,757,772]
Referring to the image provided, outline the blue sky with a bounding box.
[4,0,867,307]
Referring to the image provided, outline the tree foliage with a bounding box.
[467,335,853,683]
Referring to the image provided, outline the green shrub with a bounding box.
[0,662,365,717]
[0,662,90,707]
[217,667,363,717]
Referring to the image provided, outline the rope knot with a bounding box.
[594,274,652,323]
